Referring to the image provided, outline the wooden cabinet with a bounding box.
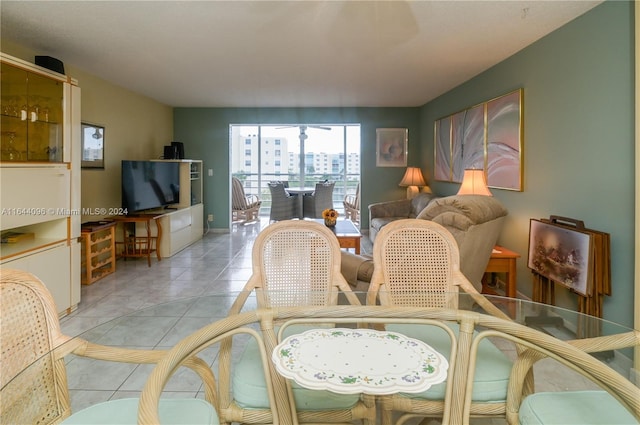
[0,53,81,316]
[81,222,116,285]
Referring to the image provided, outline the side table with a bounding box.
[110,214,163,267]
[482,245,520,299]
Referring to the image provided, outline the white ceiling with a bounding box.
[1,1,602,108]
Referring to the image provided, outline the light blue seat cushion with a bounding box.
[519,391,638,424]
[387,323,512,402]
[233,325,360,410]
[61,397,218,425]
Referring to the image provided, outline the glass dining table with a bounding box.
[4,292,639,425]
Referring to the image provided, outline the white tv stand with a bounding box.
[129,160,204,258]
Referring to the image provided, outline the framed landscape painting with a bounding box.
[527,219,593,297]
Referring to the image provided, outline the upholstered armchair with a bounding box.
[345,195,508,293]
[369,192,438,242]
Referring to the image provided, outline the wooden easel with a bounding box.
[529,216,611,339]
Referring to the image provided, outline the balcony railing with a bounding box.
[233,173,360,216]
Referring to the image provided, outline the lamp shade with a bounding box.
[399,167,426,187]
[399,167,427,199]
[457,169,492,196]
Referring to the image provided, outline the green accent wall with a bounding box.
[173,107,421,230]
[422,1,634,327]
[174,1,634,327]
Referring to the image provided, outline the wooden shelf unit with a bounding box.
[80,221,116,285]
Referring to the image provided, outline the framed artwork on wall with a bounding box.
[434,116,451,181]
[81,123,105,169]
[486,90,523,191]
[434,88,523,191]
[376,128,408,167]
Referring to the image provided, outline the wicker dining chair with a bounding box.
[268,181,298,221]
[217,220,376,425]
[0,269,218,425]
[302,181,335,218]
[367,219,518,425]
[232,176,261,222]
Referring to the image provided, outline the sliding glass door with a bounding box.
[230,124,360,216]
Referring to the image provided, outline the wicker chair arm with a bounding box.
[343,194,357,207]
[246,194,260,205]
[72,340,218,408]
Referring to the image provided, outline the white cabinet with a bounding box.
[159,208,192,257]
[133,159,204,258]
[0,166,70,228]
[190,203,204,243]
[0,53,81,316]
[5,243,71,314]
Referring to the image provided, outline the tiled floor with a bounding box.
[60,219,268,410]
[58,217,613,424]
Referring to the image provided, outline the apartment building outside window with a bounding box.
[230,124,361,217]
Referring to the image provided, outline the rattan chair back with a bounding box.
[1,269,72,424]
[234,219,361,310]
[369,218,464,309]
[220,220,371,425]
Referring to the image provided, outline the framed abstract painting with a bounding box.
[434,89,523,191]
[376,128,408,167]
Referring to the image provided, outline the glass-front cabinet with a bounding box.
[1,62,64,162]
[1,52,81,317]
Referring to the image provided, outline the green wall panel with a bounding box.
[174,107,421,230]
[421,1,634,327]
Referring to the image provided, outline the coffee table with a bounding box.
[312,219,362,254]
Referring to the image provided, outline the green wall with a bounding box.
[422,1,634,327]
[173,107,421,230]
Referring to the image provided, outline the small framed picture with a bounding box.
[376,128,408,167]
[81,123,105,168]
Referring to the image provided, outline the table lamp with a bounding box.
[457,169,492,196]
[399,167,427,198]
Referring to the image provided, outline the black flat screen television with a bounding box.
[121,160,180,213]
